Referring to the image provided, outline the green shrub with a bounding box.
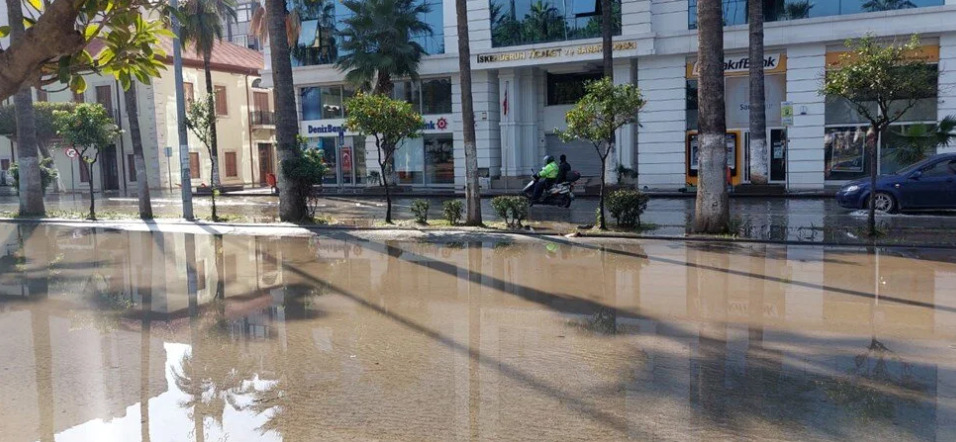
[491,196,528,228]
[606,189,649,228]
[442,200,463,225]
[10,157,59,195]
[411,199,429,224]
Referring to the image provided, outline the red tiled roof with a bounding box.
[156,37,264,75]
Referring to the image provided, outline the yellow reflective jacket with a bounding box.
[539,162,559,179]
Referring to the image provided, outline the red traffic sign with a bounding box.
[65,148,78,159]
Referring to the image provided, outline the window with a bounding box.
[254,91,270,112]
[225,152,238,177]
[320,86,343,119]
[689,0,945,29]
[300,87,323,120]
[214,86,228,116]
[189,152,201,179]
[421,78,452,114]
[96,85,113,114]
[547,72,602,106]
[393,81,421,113]
[183,82,195,105]
[922,159,956,177]
[73,92,85,103]
[36,89,48,102]
[490,0,621,47]
[394,135,455,186]
[128,154,137,182]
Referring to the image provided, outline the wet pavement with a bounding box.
[2,192,955,245]
[1,223,955,441]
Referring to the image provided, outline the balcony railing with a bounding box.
[250,110,276,126]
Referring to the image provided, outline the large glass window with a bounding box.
[303,79,450,121]
[490,0,621,48]
[689,0,944,29]
[300,87,323,121]
[301,86,346,120]
[321,86,343,119]
[824,63,939,180]
[292,0,444,67]
[547,72,603,106]
[393,135,455,185]
[421,78,452,114]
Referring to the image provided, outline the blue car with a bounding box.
[836,153,956,213]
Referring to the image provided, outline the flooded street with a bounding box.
[1,223,955,441]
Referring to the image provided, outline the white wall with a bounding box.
[939,34,956,154]
[784,44,827,190]
[637,55,687,188]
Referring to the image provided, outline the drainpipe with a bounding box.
[245,74,255,187]
[115,80,129,192]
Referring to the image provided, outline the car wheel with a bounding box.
[870,192,897,213]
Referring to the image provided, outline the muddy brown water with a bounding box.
[1,224,955,441]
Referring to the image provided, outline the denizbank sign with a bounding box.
[687,53,787,78]
[305,117,449,135]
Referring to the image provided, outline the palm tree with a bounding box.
[335,0,433,96]
[179,0,238,196]
[263,0,309,221]
[862,0,917,12]
[601,0,613,78]
[251,0,337,65]
[781,0,814,19]
[748,0,768,184]
[125,83,154,219]
[693,0,730,233]
[457,0,482,225]
[5,0,44,216]
[523,1,564,44]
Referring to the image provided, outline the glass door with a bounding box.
[317,138,338,186]
[770,129,787,182]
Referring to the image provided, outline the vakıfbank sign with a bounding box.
[686,53,787,78]
[476,41,637,65]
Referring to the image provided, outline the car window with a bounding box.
[922,160,956,177]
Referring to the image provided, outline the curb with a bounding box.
[3,217,954,250]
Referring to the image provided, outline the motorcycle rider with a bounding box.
[557,154,571,183]
[532,155,559,204]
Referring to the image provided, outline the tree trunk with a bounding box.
[601,0,613,79]
[125,82,154,219]
[210,155,219,220]
[867,125,879,237]
[88,161,96,219]
[748,0,768,185]
[203,56,221,188]
[267,0,307,222]
[139,230,153,442]
[379,160,392,224]
[599,155,608,230]
[693,0,730,234]
[456,0,482,226]
[7,0,45,215]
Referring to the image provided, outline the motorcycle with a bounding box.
[522,170,581,208]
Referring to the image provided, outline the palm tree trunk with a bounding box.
[267,0,307,222]
[693,0,730,233]
[88,161,97,219]
[203,55,221,189]
[748,0,768,184]
[7,0,44,216]
[456,0,482,225]
[379,151,392,224]
[125,83,154,219]
[599,154,608,230]
[601,0,613,79]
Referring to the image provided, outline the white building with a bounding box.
[267,0,956,191]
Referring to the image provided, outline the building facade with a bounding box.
[0,39,275,193]
[268,0,956,190]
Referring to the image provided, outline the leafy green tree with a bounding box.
[179,0,238,193]
[345,93,423,223]
[862,0,916,12]
[282,136,329,221]
[821,35,938,236]
[559,78,645,230]
[0,0,172,102]
[8,157,59,195]
[335,0,433,95]
[185,95,221,220]
[53,103,121,220]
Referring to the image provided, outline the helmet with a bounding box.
[543,155,555,164]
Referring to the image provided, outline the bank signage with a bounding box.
[476,41,637,65]
[687,53,786,78]
[303,116,451,136]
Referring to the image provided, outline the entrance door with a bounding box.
[317,138,338,186]
[100,145,120,190]
[770,129,787,182]
[258,144,274,185]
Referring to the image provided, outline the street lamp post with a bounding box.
[171,0,195,220]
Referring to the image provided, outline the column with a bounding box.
[613,60,638,181]
[785,44,827,189]
[451,73,501,188]
[498,68,539,177]
[637,55,687,189]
